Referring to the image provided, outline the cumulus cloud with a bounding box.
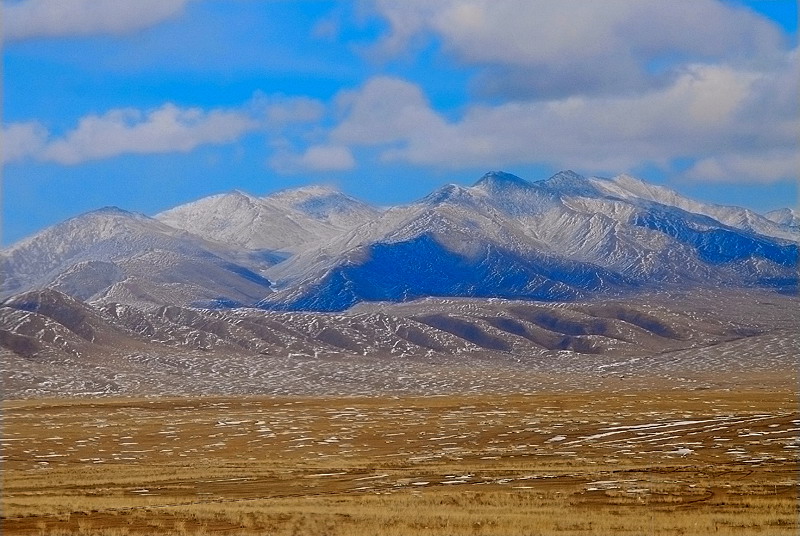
[684,151,800,184]
[3,104,262,166]
[258,96,325,128]
[1,122,48,164]
[1,93,341,167]
[270,144,356,174]
[41,104,256,165]
[322,52,798,182]
[3,0,192,41]
[368,0,788,99]
[332,77,446,145]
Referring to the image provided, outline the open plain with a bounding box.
[2,290,799,534]
[3,389,798,536]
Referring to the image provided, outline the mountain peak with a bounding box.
[473,171,530,190]
[221,189,264,204]
[265,185,379,229]
[85,206,135,217]
[541,170,589,185]
[551,170,584,180]
[229,188,257,198]
[266,184,341,201]
[422,183,477,206]
[291,184,339,195]
[180,190,262,209]
[76,206,153,225]
[539,170,600,197]
[765,208,800,227]
[609,173,655,190]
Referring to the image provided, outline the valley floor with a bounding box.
[3,389,798,535]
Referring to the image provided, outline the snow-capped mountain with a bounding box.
[765,208,800,228]
[2,172,797,311]
[257,171,797,311]
[0,207,273,307]
[266,185,381,229]
[155,186,380,253]
[589,174,797,241]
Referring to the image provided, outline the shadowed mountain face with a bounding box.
[259,234,631,312]
[1,171,797,311]
[257,171,797,310]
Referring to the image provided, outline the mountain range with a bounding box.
[2,171,797,312]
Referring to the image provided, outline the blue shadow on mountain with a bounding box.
[632,211,798,266]
[260,233,632,312]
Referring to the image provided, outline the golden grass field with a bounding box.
[2,389,798,535]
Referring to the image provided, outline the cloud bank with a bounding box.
[369,0,788,99]
[3,0,192,41]
[2,95,327,166]
[3,0,797,185]
[42,104,256,165]
[315,44,798,183]
[1,122,48,164]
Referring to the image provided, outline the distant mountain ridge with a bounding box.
[0,206,274,308]
[155,186,380,253]
[765,207,800,228]
[2,171,797,311]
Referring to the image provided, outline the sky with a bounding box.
[2,0,798,246]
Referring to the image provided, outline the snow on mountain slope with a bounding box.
[3,170,796,313]
[259,173,651,310]
[3,287,780,372]
[765,208,800,228]
[156,187,380,253]
[155,190,331,253]
[590,174,798,241]
[0,207,273,307]
[2,207,183,293]
[266,185,382,229]
[260,171,797,311]
[468,171,696,278]
[496,171,797,277]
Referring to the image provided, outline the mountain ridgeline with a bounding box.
[2,171,797,311]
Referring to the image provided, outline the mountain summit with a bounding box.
[474,171,532,190]
[2,172,797,310]
[156,186,379,253]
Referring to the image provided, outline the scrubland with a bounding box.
[3,389,797,535]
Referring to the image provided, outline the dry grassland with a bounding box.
[2,390,798,535]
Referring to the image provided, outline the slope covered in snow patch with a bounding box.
[156,187,380,253]
[590,174,798,241]
[3,170,797,311]
[0,207,274,307]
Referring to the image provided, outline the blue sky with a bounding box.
[2,0,798,245]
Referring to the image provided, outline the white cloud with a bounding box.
[1,122,48,164]
[1,93,338,166]
[3,0,191,42]
[338,1,796,183]
[684,151,800,184]
[299,145,356,171]
[41,103,256,165]
[319,51,798,182]
[270,144,355,174]
[332,77,446,145]
[258,96,325,128]
[368,0,788,98]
